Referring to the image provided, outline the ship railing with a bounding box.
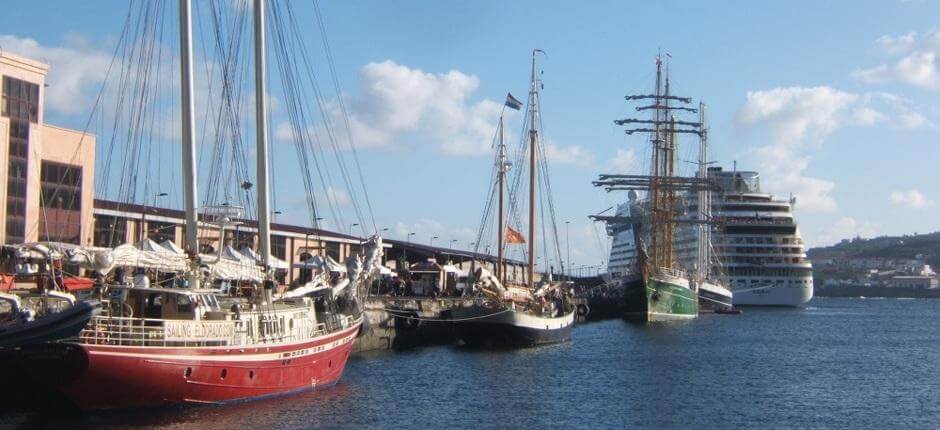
[655,267,688,280]
[81,315,239,348]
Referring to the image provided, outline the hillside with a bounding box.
[808,232,940,268]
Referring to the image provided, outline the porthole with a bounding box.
[184,367,192,379]
[249,370,255,380]
[221,369,227,379]
[328,360,332,368]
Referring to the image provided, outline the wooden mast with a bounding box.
[527,49,540,289]
[497,116,505,285]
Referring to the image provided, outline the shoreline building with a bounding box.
[0,51,96,246]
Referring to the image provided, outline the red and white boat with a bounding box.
[9,0,384,410]
[22,286,361,409]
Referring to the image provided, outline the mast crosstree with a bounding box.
[592,55,716,274]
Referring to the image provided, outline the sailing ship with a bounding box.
[11,0,381,409]
[451,50,575,347]
[593,55,714,322]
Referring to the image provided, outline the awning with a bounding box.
[161,240,185,255]
[240,246,290,270]
[293,255,346,273]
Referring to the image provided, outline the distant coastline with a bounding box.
[815,285,940,299]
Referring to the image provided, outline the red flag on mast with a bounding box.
[505,226,525,244]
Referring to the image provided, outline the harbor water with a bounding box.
[3,297,938,428]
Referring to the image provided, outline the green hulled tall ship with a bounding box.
[593,55,713,322]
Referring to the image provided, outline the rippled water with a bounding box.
[4,298,939,429]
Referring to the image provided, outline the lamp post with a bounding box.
[565,220,570,280]
[141,192,168,242]
[430,235,438,247]
[306,216,324,254]
[406,232,416,264]
[349,223,359,235]
[450,239,457,249]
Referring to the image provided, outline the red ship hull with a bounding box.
[26,321,361,410]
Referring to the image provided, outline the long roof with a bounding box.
[383,238,525,265]
[94,199,365,243]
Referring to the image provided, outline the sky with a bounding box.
[1,0,939,272]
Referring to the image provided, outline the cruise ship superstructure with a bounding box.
[607,166,814,307]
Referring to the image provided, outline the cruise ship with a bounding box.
[607,166,814,307]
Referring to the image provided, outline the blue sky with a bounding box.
[2,0,939,270]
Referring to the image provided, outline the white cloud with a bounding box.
[898,111,927,128]
[853,30,940,89]
[890,189,934,208]
[737,86,860,213]
[0,34,111,115]
[543,141,594,166]
[875,32,917,55]
[737,86,927,213]
[604,148,640,173]
[812,217,882,246]
[339,60,505,156]
[325,186,351,207]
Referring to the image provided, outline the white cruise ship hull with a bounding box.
[732,281,813,307]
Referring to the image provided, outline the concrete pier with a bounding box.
[354,296,477,354]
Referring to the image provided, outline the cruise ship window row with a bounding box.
[724,256,807,265]
[715,236,803,245]
[724,267,813,277]
[717,246,805,255]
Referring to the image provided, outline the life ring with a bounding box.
[576,303,589,317]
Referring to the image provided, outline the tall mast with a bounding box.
[697,102,709,279]
[527,49,539,289]
[497,116,505,285]
[253,0,272,268]
[179,0,200,288]
[649,57,663,268]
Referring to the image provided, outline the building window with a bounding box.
[325,241,340,260]
[38,161,83,244]
[2,76,40,123]
[5,118,29,243]
[271,235,287,260]
[146,221,176,244]
[223,229,255,251]
[94,215,127,247]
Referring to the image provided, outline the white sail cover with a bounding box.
[200,253,264,282]
[107,243,189,273]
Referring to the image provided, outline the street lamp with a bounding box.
[450,239,458,249]
[306,217,325,252]
[349,223,359,235]
[430,236,438,247]
[142,192,168,241]
[406,232,416,262]
[565,220,570,280]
